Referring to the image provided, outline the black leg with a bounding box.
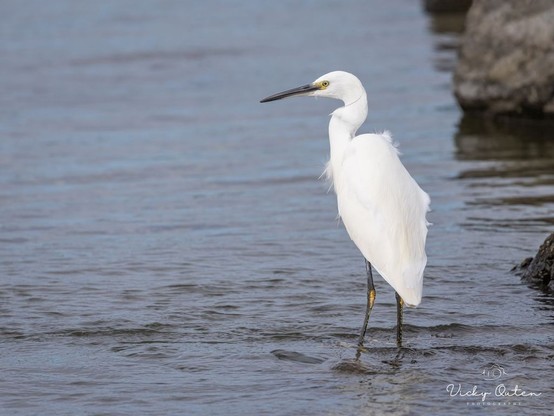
[395,292,404,348]
[357,260,376,350]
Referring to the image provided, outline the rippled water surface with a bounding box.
[1,1,554,415]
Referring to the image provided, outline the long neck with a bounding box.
[328,91,368,178]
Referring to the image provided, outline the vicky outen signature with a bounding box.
[446,383,541,402]
[445,365,542,405]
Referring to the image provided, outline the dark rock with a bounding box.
[424,0,473,13]
[513,233,554,291]
[453,0,554,119]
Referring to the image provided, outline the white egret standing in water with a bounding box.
[260,71,430,349]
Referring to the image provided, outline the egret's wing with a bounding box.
[335,132,430,306]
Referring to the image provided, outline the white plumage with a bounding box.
[316,71,430,307]
[261,71,430,346]
[330,130,429,306]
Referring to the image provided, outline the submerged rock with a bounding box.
[454,0,554,118]
[513,233,554,291]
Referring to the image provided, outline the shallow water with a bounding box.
[1,1,553,415]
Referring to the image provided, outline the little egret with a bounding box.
[260,71,430,349]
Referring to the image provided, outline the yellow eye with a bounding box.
[320,81,330,89]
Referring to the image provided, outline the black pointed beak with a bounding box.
[260,83,319,103]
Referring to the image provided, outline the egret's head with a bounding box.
[260,71,364,105]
